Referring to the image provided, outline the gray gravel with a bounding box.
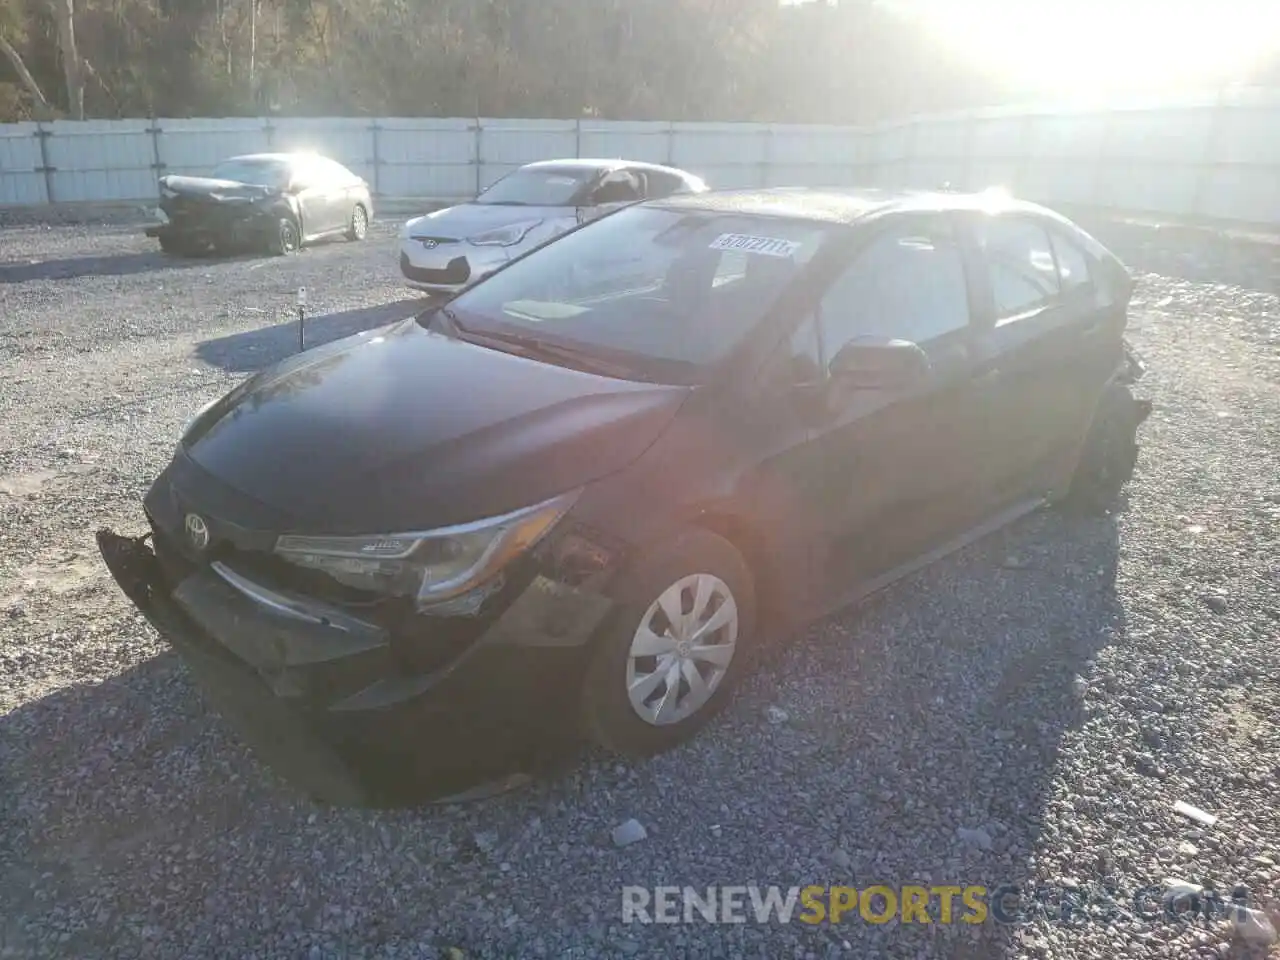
[2,212,1279,959]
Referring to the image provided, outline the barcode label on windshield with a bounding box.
[710,233,801,258]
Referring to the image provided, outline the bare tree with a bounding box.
[0,31,53,115]
[51,0,84,119]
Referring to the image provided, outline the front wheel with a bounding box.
[158,234,199,257]
[266,217,301,256]
[581,530,756,757]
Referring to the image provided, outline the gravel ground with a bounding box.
[1,212,1278,959]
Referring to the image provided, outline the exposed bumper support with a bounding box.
[95,527,615,805]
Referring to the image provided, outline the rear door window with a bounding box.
[1049,232,1094,298]
[973,217,1061,320]
[643,170,689,199]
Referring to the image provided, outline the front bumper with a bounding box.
[147,201,275,247]
[399,240,508,293]
[96,524,618,806]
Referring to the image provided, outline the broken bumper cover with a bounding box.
[95,528,616,805]
[145,205,275,245]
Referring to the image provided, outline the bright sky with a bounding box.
[897,0,1280,94]
[785,0,1280,96]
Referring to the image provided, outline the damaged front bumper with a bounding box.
[95,527,617,806]
[145,201,277,248]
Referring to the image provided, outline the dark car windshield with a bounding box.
[211,158,290,188]
[475,167,594,207]
[446,205,831,384]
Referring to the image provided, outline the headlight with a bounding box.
[467,220,542,247]
[273,489,580,608]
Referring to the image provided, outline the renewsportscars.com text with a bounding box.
[621,884,1255,926]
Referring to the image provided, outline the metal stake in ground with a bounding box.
[297,286,307,351]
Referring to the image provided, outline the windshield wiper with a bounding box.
[464,326,642,379]
[477,200,530,206]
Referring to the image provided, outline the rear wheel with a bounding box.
[1061,382,1149,514]
[581,530,756,757]
[346,204,369,241]
[266,217,301,256]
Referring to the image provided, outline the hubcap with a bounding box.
[281,222,298,250]
[353,207,367,237]
[625,573,738,726]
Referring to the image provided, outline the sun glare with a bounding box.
[909,0,1280,96]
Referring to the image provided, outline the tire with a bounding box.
[1061,382,1148,515]
[581,529,757,757]
[266,217,301,256]
[346,204,369,241]
[158,234,196,256]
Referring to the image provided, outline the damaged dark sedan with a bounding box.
[145,152,373,256]
[100,188,1150,805]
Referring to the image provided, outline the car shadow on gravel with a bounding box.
[194,297,433,373]
[0,250,262,284]
[737,502,1130,958]
[0,504,1130,958]
[923,506,1129,958]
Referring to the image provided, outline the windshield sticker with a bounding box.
[545,175,579,186]
[710,233,801,258]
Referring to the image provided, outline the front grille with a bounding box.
[400,252,471,286]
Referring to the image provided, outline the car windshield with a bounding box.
[475,167,594,206]
[446,205,831,384]
[211,158,290,187]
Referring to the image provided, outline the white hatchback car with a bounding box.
[398,159,708,295]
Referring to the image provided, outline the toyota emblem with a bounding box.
[184,513,210,551]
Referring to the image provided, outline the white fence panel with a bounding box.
[271,118,375,182]
[2,95,1280,226]
[579,121,672,164]
[1097,161,1201,216]
[478,118,577,190]
[1106,107,1215,163]
[1021,158,1098,206]
[670,123,770,189]
[1200,167,1280,223]
[155,117,272,180]
[768,125,867,187]
[376,118,474,198]
[969,116,1027,161]
[45,119,153,202]
[1028,112,1108,160]
[0,123,46,204]
[1212,104,1280,166]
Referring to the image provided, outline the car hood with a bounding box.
[402,203,574,240]
[160,174,278,202]
[181,319,688,533]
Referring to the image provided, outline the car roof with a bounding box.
[651,186,1056,225]
[521,158,697,179]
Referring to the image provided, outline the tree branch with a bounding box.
[0,32,54,116]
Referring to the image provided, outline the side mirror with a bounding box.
[828,338,931,389]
